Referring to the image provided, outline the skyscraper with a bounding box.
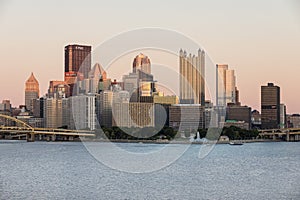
[98,90,113,128]
[64,44,92,86]
[280,104,287,129]
[25,73,40,111]
[133,53,151,74]
[261,83,280,129]
[179,49,205,105]
[69,94,96,130]
[43,98,63,128]
[123,54,155,102]
[216,64,237,106]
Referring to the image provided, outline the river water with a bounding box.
[0,141,299,200]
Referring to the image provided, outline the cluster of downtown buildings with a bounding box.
[0,44,299,132]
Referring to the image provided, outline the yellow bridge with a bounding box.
[259,128,300,142]
[0,114,95,142]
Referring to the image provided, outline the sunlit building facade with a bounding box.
[216,64,237,106]
[179,49,205,105]
[133,53,151,75]
[25,73,40,112]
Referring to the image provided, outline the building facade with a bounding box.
[25,73,40,112]
[169,104,205,131]
[216,64,238,106]
[179,49,205,105]
[280,104,287,129]
[43,98,63,128]
[133,53,151,75]
[261,83,280,129]
[287,114,300,128]
[69,95,96,130]
[64,44,92,95]
[226,105,251,130]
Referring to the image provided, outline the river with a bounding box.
[0,141,299,200]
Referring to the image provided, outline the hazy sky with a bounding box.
[0,0,299,113]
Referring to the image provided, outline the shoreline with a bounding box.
[0,138,288,144]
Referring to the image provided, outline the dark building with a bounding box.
[251,110,261,129]
[226,105,251,130]
[169,105,205,131]
[32,97,44,118]
[261,83,280,129]
[154,104,170,128]
[64,44,92,91]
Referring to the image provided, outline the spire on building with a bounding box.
[89,63,107,80]
[25,72,40,111]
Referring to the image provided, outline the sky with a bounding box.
[0,0,299,113]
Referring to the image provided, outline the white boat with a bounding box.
[229,141,243,145]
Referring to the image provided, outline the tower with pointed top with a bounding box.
[25,73,40,111]
[179,49,205,105]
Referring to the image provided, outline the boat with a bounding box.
[229,141,243,145]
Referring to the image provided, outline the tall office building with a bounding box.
[25,73,40,111]
[123,54,155,102]
[179,49,205,105]
[48,81,70,98]
[43,98,63,128]
[69,94,96,130]
[133,53,151,74]
[64,44,92,90]
[261,83,280,129]
[216,64,238,106]
[98,91,113,127]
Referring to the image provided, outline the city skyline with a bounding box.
[0,0,299,113]
[1,46,299,115]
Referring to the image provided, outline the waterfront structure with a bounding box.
[25,73,40,112]
[226,105,251,130]
[64,44,92,94]
[216,64,238,106]
[179,49,205,105]
[261,83,280,129]
[133,53,151,75]
[169,104,205,131]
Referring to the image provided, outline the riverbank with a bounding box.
[80,138,285,144]
[0,138,288,144]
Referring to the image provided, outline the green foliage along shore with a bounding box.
[93,126,259,141]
